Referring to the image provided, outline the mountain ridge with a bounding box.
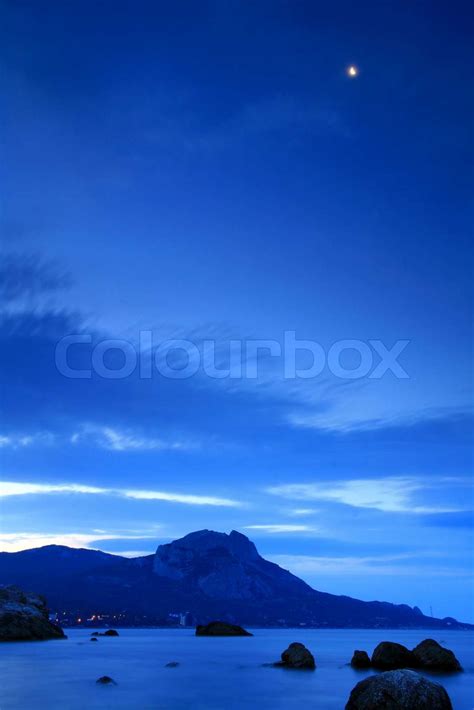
[0,530,470,629]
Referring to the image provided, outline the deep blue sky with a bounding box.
[1,1,473,620]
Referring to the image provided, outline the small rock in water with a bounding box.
[103,629,119,636]
[345,669,453,709]
[96,676,116,685]
[165,661,180,667]
[275,642,316,670]
[412,639,462,672]
[90,637,98,642]
[195,621,252,636]
[371,641,415,670]
[350,650,371,668]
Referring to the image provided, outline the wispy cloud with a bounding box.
[0,425,198,453]
[71,425,197,452]
[243,524,318,534]
[0,482,106,496]
[267,476,469,514]
[0,252,72,315]
[0,432,55,449]
[120,488,239,506]
[0,481,241,508]
[289,405,472,434]
[286,508,319,517]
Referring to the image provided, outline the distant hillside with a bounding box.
[0,530,470,629]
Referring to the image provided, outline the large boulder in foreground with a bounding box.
[195,621,252,636]
[412,639,462,672]
[345,669,452,709]
[351,650,371,668]
[371,641,415,670]
[0,585,65,641]
[276,642,316,669]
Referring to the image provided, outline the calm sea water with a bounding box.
[0,628,473,709]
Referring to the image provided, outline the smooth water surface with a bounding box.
[1,628,473,709]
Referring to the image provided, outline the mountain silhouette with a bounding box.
[0,530,469,629]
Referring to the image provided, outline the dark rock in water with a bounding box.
[412,639,462,672]
[351,650,371,668]
[165,661,180,667]
[0,585,66,642]
[345,669,453,709]
[103,629,119,636]
[90,637,98,642]
[371,641,415,670]
[96,676,116,685]
[195,621,252,636]
[276,642,316,670]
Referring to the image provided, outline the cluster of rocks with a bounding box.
[351,639,462,672]
[90,629,120,638]
[195,622,456,708]
[0,586,66,642]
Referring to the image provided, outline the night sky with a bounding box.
[1,1,473,621]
